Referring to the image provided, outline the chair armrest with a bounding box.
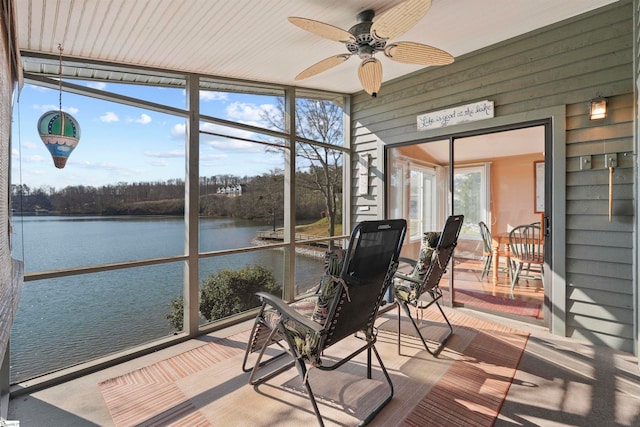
[394,272,421,285]
[255,291,323,334]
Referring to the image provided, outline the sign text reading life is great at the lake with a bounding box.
[417,100,494,131]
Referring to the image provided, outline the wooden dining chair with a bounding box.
[478,221,510,281]
[478,221,494,280]
[508,223,544,289]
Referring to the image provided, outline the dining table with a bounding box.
[491,228,545,283]
[491,232,512,283]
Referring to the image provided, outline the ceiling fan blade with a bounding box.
[288,17,355,42]
[385,41,454,65]
[370,0,432,40]
[358,58,383,97]
[295,54,352,80]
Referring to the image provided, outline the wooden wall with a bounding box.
[351,1,635,351]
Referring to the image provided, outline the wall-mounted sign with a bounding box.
[417,100,494,131]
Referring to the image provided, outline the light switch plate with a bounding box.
[605,153,617,168]
[579,155,591,170]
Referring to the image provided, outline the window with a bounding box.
[409,166,437,240]
[10,60,350,383]
[452,164,490,238]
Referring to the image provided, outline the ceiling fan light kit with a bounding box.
[289,0,454,97]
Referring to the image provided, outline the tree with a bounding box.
[261,98,343,238]
[250,169,284,230]
[166,264,281,331]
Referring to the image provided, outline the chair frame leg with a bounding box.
[480,253,492,280]
[242,314,293,385]
[253,324,393,427]
[510,261,544,290]
[510,261,523,290]
[397,296,453,356]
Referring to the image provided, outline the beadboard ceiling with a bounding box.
[15,0,617,95]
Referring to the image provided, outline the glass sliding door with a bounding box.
[387,140,448,261]
[387,125,546,321]
[451,128,545,318]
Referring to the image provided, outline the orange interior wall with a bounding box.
[391,147,544,255]
[489,153,544,235]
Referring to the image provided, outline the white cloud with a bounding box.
[33,104,79,115]
[200,123,277,154]
[34,104,56,111]
[19,155,46,164]
[150,159,170,167]
[249,155,282,166]
[144,150,184,158]
[171,123,186,138]
[133,113,152,124]
[127,113,151,125]
[226,102,275,122]
[200,153,228,160]
[28,155,46,163]
[87,82,107,90]
[172,112,276,153]
[29,85,51,93]
[12,144,45,162]
[200,91,228,102]
[22,141,37,150]
[100,112,119,123]
[73,160,146,177]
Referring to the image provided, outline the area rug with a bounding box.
[450,289,541,319]
[99,308,528,426]
[387,308,530,426]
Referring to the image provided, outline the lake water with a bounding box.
[10,216,324,383]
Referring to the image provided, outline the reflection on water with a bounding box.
[10,216,324,383]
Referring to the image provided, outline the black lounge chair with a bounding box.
[242,219,407,426]
[393,215,464,356]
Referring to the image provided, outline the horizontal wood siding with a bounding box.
[636,0,640,360]
[565,92,634,352]
[351,1,635,351]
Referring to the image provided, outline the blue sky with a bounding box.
[11,81,284,190]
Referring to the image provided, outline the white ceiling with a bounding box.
[15,0,618,95]
[419,126,546,163]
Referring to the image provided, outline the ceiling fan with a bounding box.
[289,0,454,97]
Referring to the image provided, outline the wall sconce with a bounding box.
[589,98,607,120]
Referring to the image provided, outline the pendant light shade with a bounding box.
[36,44,81,169]
[37,110,81,169]
[358,58,383,97]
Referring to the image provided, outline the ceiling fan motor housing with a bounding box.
[346,9,387,60]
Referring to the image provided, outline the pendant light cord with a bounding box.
[56,43,66,137]
[58,44,63,112]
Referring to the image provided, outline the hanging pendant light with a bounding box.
[37,44,81,169]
